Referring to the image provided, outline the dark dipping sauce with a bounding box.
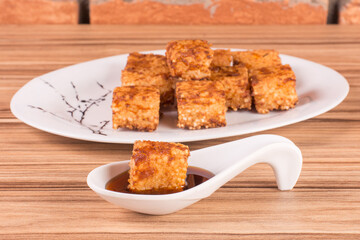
[105,166,215,195]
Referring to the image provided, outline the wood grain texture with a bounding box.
[0,25,359,239]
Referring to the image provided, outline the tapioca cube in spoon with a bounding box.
[128,140,190,194]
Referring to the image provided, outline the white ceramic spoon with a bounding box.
[87,134,302,215]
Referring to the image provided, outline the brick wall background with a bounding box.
[0,0,359,24]
[0,0,78,24]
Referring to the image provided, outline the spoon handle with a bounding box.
[189,135,302,198]
[233,142,303,191]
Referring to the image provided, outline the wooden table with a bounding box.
[1,25,359,239]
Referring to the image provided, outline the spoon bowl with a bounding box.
[87,134,302,215]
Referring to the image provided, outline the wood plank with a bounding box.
[1,162,360,189]
[2,233,360,240]
[1,120,359,163]
[0,188,359,235]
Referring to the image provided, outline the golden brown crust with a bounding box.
[121,52,174,105]
[166,40,214,80]
[211,49,233,67]
[112,86,160,131]
[128,140,190,194]
[249,64,298,114]
[176,80,227,130]
[232,49,281,70]
[211,65,251,111]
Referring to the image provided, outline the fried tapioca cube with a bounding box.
[249,64,298,114]
[211,49,233,67]
[166,40,214,80]
[176,80,227,130]
[232,49,281,70]
[112,86,160,131]
[128,140,190,194]
[211,65,251,111]
[121,52,174,105]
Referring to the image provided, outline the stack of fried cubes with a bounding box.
[112,40,298,132]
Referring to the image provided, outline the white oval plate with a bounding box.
[10,49,349,143]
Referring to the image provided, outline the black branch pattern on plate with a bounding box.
[28,79,112,136]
